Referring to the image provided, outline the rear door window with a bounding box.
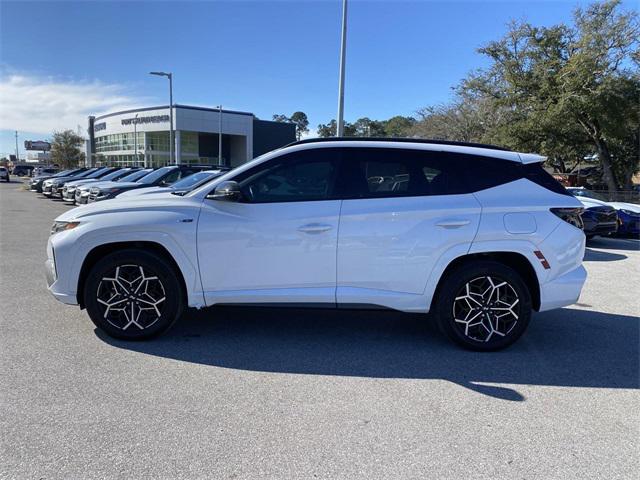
[337,148,468,198]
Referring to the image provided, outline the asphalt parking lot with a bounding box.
[1,178,638,479]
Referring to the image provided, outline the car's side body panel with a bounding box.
[197,198,341,306]
[336,193,481,309]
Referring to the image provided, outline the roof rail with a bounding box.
[288,137,512,152]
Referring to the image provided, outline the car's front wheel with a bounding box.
[84,249,184,340]
[435,261,532,351]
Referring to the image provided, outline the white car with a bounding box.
[0,166,9,182]
[46,139,587,350]
[116,169,229,198]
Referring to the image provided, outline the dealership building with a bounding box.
[87,105,296,168]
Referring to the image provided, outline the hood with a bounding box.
[90,181,141,190]
[608,202,640,213]
[64,178,101,188]
[51,174,86,185]
[117,186,173,198]
[575,197,611,209]
[55,192,200,222]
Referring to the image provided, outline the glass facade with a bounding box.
[94,130,232,167]
[95,132,145,153]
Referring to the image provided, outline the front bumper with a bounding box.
[45,240,78,305]
[62,188,77,202]
[617,213,640,236]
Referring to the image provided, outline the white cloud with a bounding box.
[0,74,144,135]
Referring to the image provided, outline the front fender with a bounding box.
[51,212,205,309]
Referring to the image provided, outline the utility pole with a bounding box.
[150,71,174,165]
[336,0,348,137]
[218,105,223,166]
[14,131,19,161]
[133,114,139,167]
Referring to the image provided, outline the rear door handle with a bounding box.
[298,223,333,234]
[436,219,471,228]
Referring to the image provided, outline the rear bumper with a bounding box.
[539,265,587,312]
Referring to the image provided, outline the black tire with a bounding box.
[435,260,532,351]
[84,249,184,340]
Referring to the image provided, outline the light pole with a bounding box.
[133,113,139,166]
[150,71,174,165]
[336,0,348,137]
[217,105,223,166]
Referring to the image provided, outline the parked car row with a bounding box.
[28,165,230,204]
[566,187,640,238]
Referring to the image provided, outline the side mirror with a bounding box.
[207,180,242,202]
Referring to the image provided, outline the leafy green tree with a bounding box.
[273,111,310,140]
[50,130,85,168]
[460,0,639,190]
[383,116,416,137]
[317,119,356,137]
[290,111,309,140]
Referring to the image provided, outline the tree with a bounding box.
[50,130,85,168]
[317,119,356,137]
[459,0,639,190]
[383,116,416,137]
[273,111,310,140]
[290,111,309,140]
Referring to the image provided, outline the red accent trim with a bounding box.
[534,250,551,270]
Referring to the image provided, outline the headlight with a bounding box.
[50,221,81,236]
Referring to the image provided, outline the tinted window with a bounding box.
[338,148,468,198]
[138,167,175,184]
[523,163,571,196]
[459,155,522,192]
[171,171,219,189]
[120,169,151,182]
[235,149,339,203]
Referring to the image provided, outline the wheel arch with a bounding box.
[76,241,188,308]
[429,251,541,312]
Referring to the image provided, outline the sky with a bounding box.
[0,0,629,157]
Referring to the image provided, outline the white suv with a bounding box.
[46,139,587,350]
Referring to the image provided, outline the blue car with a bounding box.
[567,187,640,238]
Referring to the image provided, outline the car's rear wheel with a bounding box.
[84,249,184,340]
[435,261,532,351]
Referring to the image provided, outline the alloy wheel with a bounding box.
[452,276,520,343]
[96,264,166,331]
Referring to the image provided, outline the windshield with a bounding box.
[99,169,128,181]
[74,168,100,178]
[137,166,175,184]
[119,169,151,182]
[570,188,607,202]
[84,168,112,179]
[171,171,220,189]
[52,169,75,177]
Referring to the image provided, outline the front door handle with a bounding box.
[436,219,471,229]
[298,223,332,234]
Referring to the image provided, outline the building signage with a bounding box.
[24,140,51,151]
[121,115,170,126]
[94,122,106,132]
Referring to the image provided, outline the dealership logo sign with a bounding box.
[94,122,107,132]
[121,115,170,126]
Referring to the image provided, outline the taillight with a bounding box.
[551,208,584,230]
